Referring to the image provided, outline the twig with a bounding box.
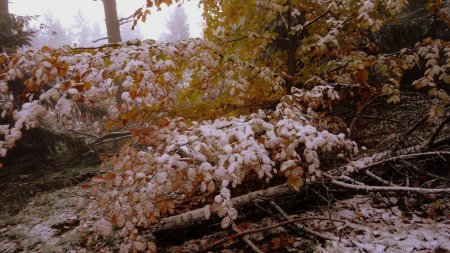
[325,174,450,194]
[269,200,345,242]
[202,216,344,251]
[92,37,110,43]
[401,159,449,182]
[348,96,379,138]
[394,115,428,148]
[118,14,134,23]
[90,135,131,147]
[364,170,397,186]
[298,3,337,34]
[231,221,264,253]
[69,128,99,139]
[91,131,131,144]
[338,175,366,186]
[427,115,450,147]
[343,151,450,174]
[70,129,132,146]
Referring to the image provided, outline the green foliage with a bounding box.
[0,14,34,53]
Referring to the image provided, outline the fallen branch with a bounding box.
[151,185,296,234]
[364,170,397,186]
[149,136,450,247]
[427,115,450,147]
[343,151,450,175]
[69,128,99,139]
[202,215,344,251]
[401,159,449,182]
[90,135,131,147]
[69,129,131,144]
[91,131,131,144]
[325,175,450,194]
[348,96,379,138]
[269,200,345,242]
[152,149,449,236]
[231,222,263,253]
[393,114,428,150]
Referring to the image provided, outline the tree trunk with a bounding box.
[0,0,13,53]
[102,0,122,43]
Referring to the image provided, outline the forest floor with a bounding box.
[0,162,449,253]
[0,163,103,253]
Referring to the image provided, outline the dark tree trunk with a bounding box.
[0,0,13,53]
[102,0,122,43]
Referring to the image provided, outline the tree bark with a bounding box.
[151,185,296,234]
[102,0,122,43]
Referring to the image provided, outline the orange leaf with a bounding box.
[157,117,170,126]
[111,215,117,225]
[0,55,7,64]
[99,154,110,161]
[41,45,52,52]
[354,69,369,84]
[105,172,116,181]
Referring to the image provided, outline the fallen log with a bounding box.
[151,184,296,234]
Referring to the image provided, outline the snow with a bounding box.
[315,195,450,253]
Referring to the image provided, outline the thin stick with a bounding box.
[91,131,131,144]
[326,176,450,194]
[394,115,428,148]
[348,96,379,138]
[364,170,397,186]
[269,200,345,242]
[69,128,99,139]
[427,115,450,147]
[90,135,131,147]
[401,159,449,182]
[202,216,344,251]
[231,222,264,253]
[344,151,450,173]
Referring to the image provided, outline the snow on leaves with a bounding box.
[0,39,283,157]
[88,86,357,251]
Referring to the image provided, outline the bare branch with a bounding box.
[91,131,131,145]
[364,170,397,186]
[92,37,110,43]
[90,135,131,147]
[203,215,344,251]
[396,115,428,145]
[427,115,450,147]
[344,151,450,174]
[325,174,450,194]
[231,222,264,253]
[348,96,380,138]
[118,14,134,23]
[69,128,99,139]
[269,200,345,242]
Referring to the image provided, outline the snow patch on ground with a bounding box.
[313,195,450,253]
[0,186,87,253]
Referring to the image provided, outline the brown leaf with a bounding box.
[271,237,281,249]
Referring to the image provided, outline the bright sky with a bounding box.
[9,0,203,40]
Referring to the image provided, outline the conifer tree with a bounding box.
[159,6,190,42]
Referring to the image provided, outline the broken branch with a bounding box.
[326,175,450,194]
